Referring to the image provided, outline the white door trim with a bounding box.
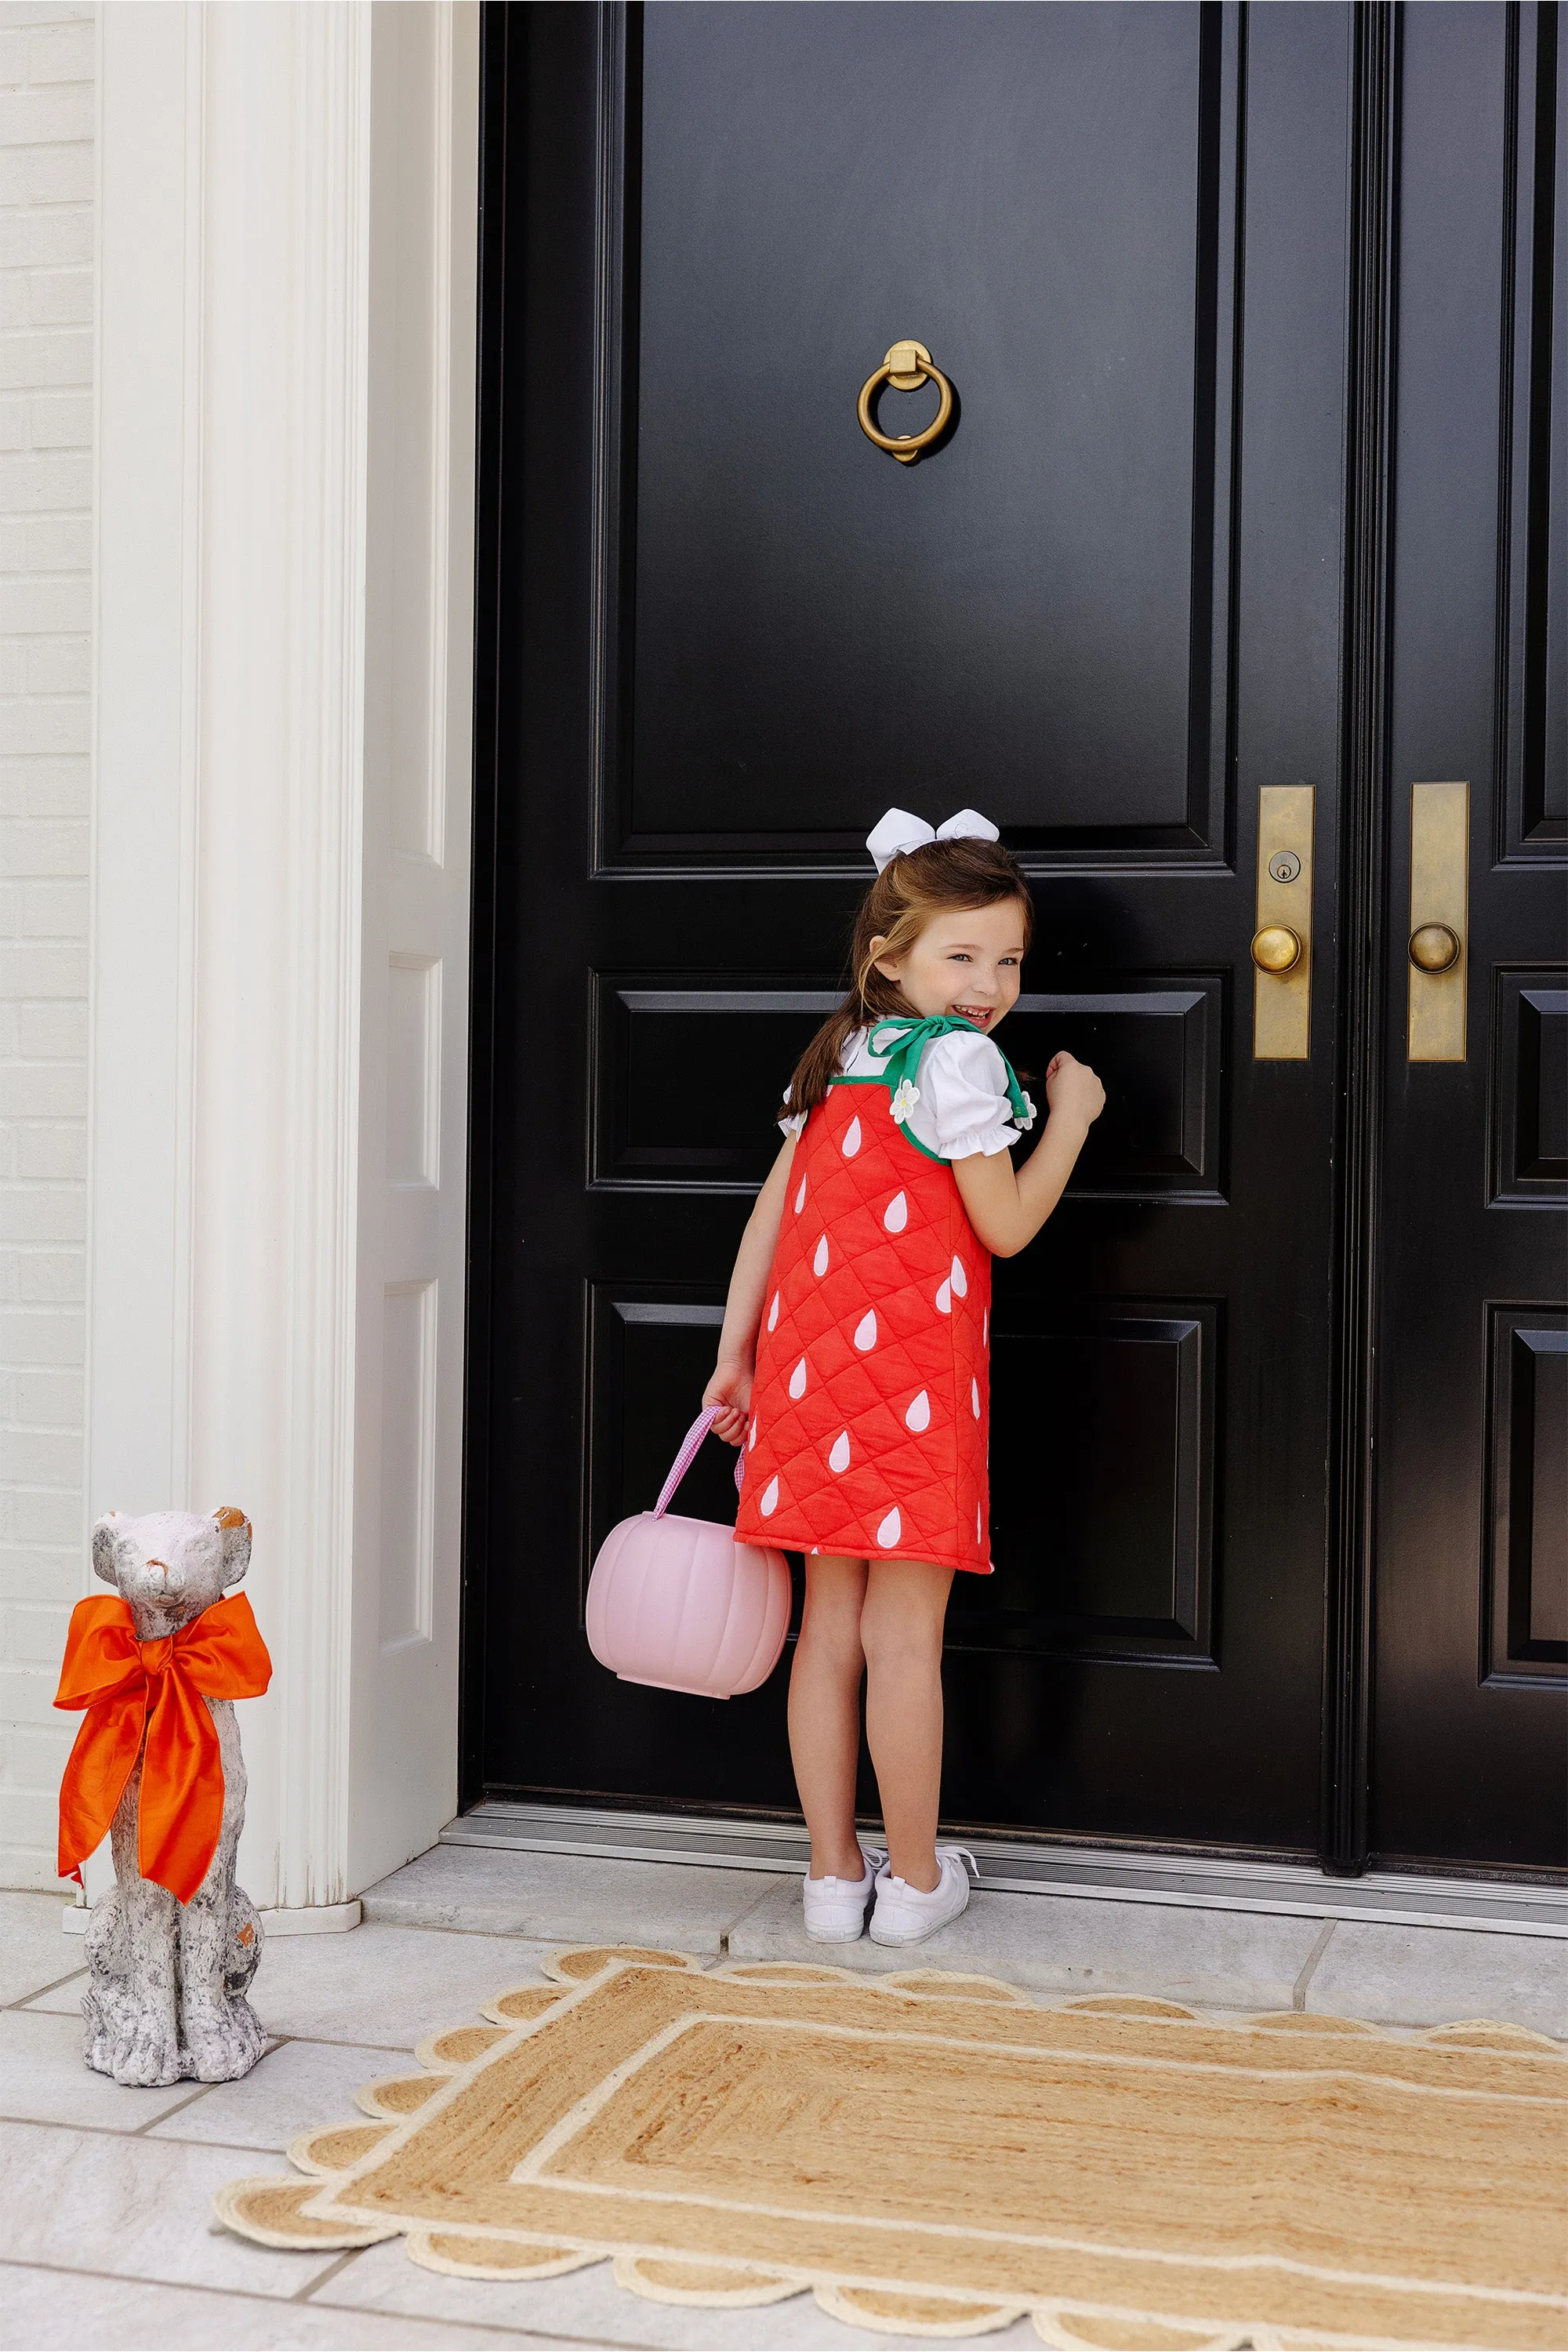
[89,3,477,1911]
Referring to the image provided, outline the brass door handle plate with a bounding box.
[1407,782,1468,1061]
[1254,785,1314,1059]
[857,341,954,464]
[1252,926,1303,975]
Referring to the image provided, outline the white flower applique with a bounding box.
[1016,1091,1037,1131]
[890,1077,921,1126]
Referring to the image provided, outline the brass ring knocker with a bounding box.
[856,339,954,464]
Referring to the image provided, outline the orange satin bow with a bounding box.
[54,1590,272,1904]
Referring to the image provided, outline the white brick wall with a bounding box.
[0,0,93,1890]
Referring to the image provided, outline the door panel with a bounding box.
[1372,2,1566,1868]
[472,2,1355,1853]
[626,5,1233,854]
[1002,990,1226,1200]
[592,984,838,1189]
[1491,974,1568,1201]
[982,1306,1218,1659]
[1484,1311,1568,1681]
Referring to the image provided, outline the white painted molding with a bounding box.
[90,5,477,1911]
[348,2,476,1893]
[88,5,206,1533]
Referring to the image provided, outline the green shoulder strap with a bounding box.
[859,1014,1035,1131]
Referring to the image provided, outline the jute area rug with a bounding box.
[214,1944,1568,2348]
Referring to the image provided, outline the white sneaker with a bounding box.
[868,1846,977,1946]
[801,1849,884,1943]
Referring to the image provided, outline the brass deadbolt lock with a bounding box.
[1251,925,1303,975]
[1253,786,1314,1058]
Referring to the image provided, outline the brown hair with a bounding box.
[784,836,1033,1119]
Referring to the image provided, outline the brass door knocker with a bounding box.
[856,340,954,464]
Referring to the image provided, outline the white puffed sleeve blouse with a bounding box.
[779,1026,1031,1160]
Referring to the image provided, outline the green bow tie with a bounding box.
[865,1014,1033,1132]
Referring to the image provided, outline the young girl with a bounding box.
[704,806,1105,1946]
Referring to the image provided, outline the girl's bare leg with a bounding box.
[861,1559,954,1893]
[789,1555,869,1880]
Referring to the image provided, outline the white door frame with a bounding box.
[88,2,478,1911]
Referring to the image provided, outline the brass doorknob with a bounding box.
[1251,925,1302,975]
[1409,922,1461,974]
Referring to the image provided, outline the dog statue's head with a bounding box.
[90,1507,253,1639]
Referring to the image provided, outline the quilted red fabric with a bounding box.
[735,1077,992,1574]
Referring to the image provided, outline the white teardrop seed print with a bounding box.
[971,1377,981,1419]
[794,1173,807,1215]
[789,1356,808,1400]
[935,1279,952,1315]
[883,1190,909,1233]
[877,1505,902,1549]
[982,1308,989,1345]
[854,1309,877,1352]
[767,1290,779,1333]
[749,1418,757,1450]
[841,1115,862,1159]
[951,1255,968,1299]
[813,1233,829,1277]
[905,1389,931,1433]
[829,1430,851,1474]
[760,1476,779,1518]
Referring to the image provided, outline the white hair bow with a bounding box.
[866,807,1001,873]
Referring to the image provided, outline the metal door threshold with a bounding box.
[442,1802,1568,1937]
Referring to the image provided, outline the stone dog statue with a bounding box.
[53,1508,273,2086]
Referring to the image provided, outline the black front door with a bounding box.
[465,2,1566,1873]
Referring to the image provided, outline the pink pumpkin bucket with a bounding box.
[586,1408,791,1699]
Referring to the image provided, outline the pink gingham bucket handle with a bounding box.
[654,1406,746,1518]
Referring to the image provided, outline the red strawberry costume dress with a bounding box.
[735,1017,1034,1575]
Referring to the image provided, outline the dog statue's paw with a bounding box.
[82,2005,117,2078]
[183,1991,267,2082]
[107,2009,186,2087]
[82,1971,142,2077]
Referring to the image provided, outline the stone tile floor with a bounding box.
[2,1857,1563,2350]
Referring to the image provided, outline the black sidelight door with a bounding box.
[1363,2,1567,1872]
[466,2,1567,1872]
